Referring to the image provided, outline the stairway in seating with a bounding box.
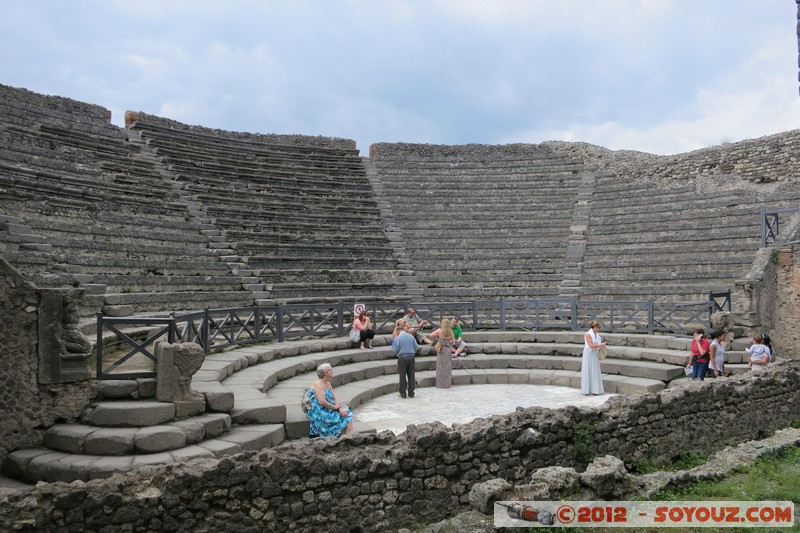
[363,157,422,298]
[124,128,270,304]
[559,172,596,299]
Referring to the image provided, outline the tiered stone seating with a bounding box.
[0,85,255,317]
[580,174,800,301]
[128,114,409,303]
[5,330,725,483]
[371,144,591,301]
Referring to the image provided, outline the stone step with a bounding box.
[3,424,284,484]
[84,401,176,427]
[44,413,232,455]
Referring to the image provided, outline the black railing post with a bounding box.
[96,313,104,379]
[276,305,284,342]
[499,300,506,329]
[202,308,210,354]
[168,312,177,344]
[570,299,578,331]
[471,301,477,331]
[647,300,654,335]
[338,301,344,336]
[254,305,262,343]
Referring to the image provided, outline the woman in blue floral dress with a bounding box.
[306,363,353,438]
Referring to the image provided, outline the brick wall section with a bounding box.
[2,363,798,532]
[0,259,88,459]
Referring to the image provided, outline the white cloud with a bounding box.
[0,0,797,155]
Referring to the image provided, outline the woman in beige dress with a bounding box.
[429,318,455,388]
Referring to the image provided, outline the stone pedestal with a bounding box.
[156,342,206,411]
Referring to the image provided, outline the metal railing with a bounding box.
[760,207,800,247]
[96,296,720,379]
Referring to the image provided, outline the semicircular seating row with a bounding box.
[3,331,754,484]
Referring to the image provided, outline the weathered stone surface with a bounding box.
[83,428,137,456]
[579,455,634,499]
[88,401,176,427]
[43,425,98,454]
[528,465,581,498]
[92,380,138,400]
[135,426,187,453]
[468,478,511,514]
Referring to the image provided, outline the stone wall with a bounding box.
[774,246,800,358]
[0,258,89,460]
[372,130,800,187]
[2,362,799,533]
[541,130,800,186]
[126,111,357,151]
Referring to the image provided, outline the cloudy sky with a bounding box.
[1,1,798,155]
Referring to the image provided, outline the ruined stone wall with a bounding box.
[372,130,800,186]
[0,259,89,460]
[541,130,800,186]
[126,111,357,151]
[2,363,798,533]
[0,83,112,125]
[774,246,800,358]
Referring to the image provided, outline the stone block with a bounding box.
[230,399,287,424]
[219,424,285,451]
[21,452,70,483]
[44,424,98,454]
[131,453,175,468]
[92,380,138,400]
[89,456,134,480]
[284,407,311,440]
[102,305,135,317]
[169,419,206,444]
[197,439,243,458]
[168,445,216,463]
[614,377,665,395]
[137,378,158,398]
[174,399,205,417]
[469,478,511,514]
[135,426,187,453]
[83,428,137,455]
[88,401,176,427]
[2,449,52,480]
[202,387,235,413]
[198,413,232,438]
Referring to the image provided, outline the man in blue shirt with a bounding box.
[392,322,419,398]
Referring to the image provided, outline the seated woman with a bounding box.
[353,310,375,349]
[305,363,353,438]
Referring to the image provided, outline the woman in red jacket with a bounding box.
[686,328,711,381]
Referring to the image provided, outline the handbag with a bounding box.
[349,328,360,343]
[434,341,442,352]
[598,346,608,360]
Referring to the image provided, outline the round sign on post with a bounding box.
[354,303,365,316]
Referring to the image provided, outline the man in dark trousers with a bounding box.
[392,322,419,398]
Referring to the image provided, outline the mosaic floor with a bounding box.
[352,384,613,435]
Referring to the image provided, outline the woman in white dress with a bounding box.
[581,320,606,395]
